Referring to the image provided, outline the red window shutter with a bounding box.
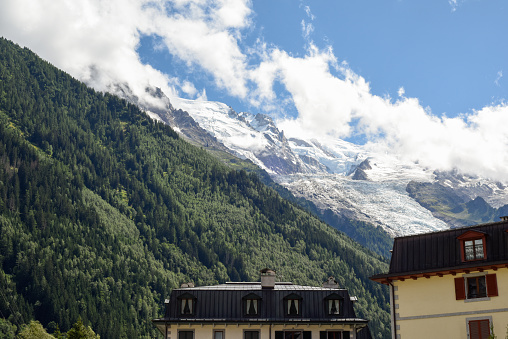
[480,320,491,339]
[454,277,466,300]
[486,274,498,297]
[469,321,479,338]
[469,320,490,339]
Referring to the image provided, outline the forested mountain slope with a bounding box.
[0,38,389,338]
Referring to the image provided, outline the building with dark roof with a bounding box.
[153,269,372,339]
[371,218,508,339]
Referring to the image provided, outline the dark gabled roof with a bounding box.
[371,220,508,281]
[155,282,366,324]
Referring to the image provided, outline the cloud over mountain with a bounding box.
[2,0,508,181]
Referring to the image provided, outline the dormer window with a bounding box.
[247,299,258,315]
[464,239,484,261]
[284,293,302,316]
[177,293,196,315]
[457,230,487,262]
[324,293,343,316]
[328,299,340,315]
[243,293,261,316]
[288,299,299,315]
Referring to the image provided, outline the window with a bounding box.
[454,274,498,300]
[276,331,311,339]
[465,239,484,261]
[467,276,487,299]
[181,298,193,314]
[288,299,299,315]
[468,319,490,339]
[246,299,258,315]
[243,293,261,316]
[324,293,343,316]
[178,330,193,339]
[214,330,224,339]
[320,331,350,339]
[284,331,302,339]
[284,293,302,316]
[457,230,487,262]
[244,330,260,339]
[328,299,340,314]
[177,293,196,315]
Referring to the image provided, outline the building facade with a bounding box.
[371,219,508,339]
[153,269,372,339]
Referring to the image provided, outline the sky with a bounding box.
[1,0,508,181]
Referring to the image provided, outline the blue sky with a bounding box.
[2,0,508,180]
[136,0,507,119]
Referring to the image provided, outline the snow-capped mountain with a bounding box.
[138,92,508,238]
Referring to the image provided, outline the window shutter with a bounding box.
[320,331,327,339]
[469,319,490,339]
[275,331,283,339]
[486,274,498,297]
[480,320,491,338]
[303,331,312,339]
[469,321,479,338]
[454,277,466,300]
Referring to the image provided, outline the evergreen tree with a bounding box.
[0,37,391,339]
[17,321,54,339]
[66,318,100,339]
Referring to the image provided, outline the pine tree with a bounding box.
[66,317,100,339]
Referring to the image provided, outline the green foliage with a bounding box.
[66,317,100,339]
[489,323,497,339]
[0,37,390,338]
[0,318,17,339]
[17,320,54,339]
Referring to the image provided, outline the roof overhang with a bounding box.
[152,318,369,326]
[370,261,508,285]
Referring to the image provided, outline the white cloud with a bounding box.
[303,5,315,20]
[495,70,503,86]
[269,44,508,182]
[449,0,459,12]
[2,0,508,182]
[0,0,252,103]
[448,0,466,12]
[301,20,314,39]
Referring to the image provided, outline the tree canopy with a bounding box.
[0,37,390,338]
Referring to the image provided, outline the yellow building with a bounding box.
[371,219,508,339]
[153,269,372,339]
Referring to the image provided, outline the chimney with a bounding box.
[260,268,276,289]
[501,216,508,221]
[164,299,170,318]
[322,277,339,289]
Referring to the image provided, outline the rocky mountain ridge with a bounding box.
[137,90,508,237]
